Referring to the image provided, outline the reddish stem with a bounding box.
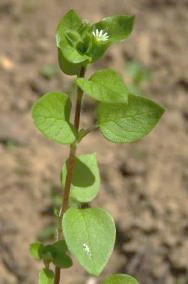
[54,66,85,284]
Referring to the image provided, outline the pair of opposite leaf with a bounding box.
[32,68,164,146]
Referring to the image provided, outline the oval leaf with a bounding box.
[56,10,82,44]
[97,94,164,143]
[57,35,89,75]
[39,268,54,284]
[29,242,43,261]
[63,208,116,276]
[41,241,72,268]
[102,274,139,284]
[32,92,76,144]
[58,47,85,76]
[76,69,128,103]
[61,153,100,202]
[59,35,90,64]
[56,10,90,74]
[52,240,73,268]
[94,15,135,43]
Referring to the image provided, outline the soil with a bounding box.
[0,0,188,283]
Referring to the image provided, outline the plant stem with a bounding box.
[54,66,86,284]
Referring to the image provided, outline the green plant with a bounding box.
[30,10,164,284]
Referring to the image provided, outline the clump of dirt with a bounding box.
[0,0,187,283]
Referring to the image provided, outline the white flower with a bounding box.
[92,29,109,42]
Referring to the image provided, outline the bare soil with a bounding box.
[0,0,188,283]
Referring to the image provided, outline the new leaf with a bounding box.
[42,241,72,268]
[76,69,129,103]
[62,208,116,276]
[56,10,90,75]
[97,94,164,143]
[32,92,76,144]
[56,9,82,38]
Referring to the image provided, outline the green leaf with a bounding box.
[97,94,164,143]
[57,36,89,75]
[41,241,72,268]
[102,274,139,284]
[32,92,76,144]
[60,35,90,64]
[62,208,116,276]
[76,69,128,103]
[58,47,86,76]
[39,268,54,284]
[56,10,82,47]
[94,15,135,43]
[61,153,100,202]
[41,245,55,263]
[29,242,43,261]
[52,241,73,268]
[56,10,90,75]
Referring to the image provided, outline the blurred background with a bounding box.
[0,0,188,283]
